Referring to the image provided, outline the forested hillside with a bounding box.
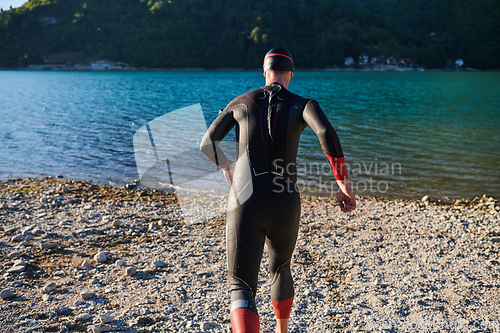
[0,0,498,69]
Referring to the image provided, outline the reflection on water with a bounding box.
[0,70,498,199]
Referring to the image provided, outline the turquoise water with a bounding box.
[0,70,499,199]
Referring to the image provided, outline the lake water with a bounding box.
[0,70,499,200]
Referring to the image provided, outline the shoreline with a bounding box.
[0,177,499,332]
[1,67,497,72]
[3,176,498,211]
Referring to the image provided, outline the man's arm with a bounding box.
[336,179,356,213]
[302,100,356,212]
[200,107,236,182]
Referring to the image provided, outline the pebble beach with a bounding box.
[0,177,499,333]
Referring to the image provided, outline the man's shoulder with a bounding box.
[240,87,265,99]
[224,87,265,107]
[226,86,313,107]
[287,90,308,102]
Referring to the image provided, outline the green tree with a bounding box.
[0,0,498,69]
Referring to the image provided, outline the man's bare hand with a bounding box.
[336,179,356,213]
[223,169,234,184]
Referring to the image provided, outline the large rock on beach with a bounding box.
[89,325,111,333]
[125,267,137,276]
[81,260,92,269]
[7,265,26,274]
[55,306,69,314]
[40,242,59,249]
[152,260,166,267]
[43,282,57,293]
[75,313,91,321]
[0,289,15,300]
[11,234,24,242]
[99,314,114,324]
[80,291,95,300]
[94,252,108,263]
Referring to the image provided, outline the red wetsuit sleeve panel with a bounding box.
[302,100,348,181]
[200,106,236,168]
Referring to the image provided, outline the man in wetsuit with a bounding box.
[200,47,356,333]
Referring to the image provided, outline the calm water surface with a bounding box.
[0,70,499,199]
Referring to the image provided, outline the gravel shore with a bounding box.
[0,177,499,333]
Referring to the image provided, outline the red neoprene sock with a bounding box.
[231,309,260,333]
[272,296,294,319]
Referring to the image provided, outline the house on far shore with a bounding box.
[90,61,129,70]
[345,57,354,66]
[387,56,397,65]
[370,57,378,65]
[455,59,464,68]
[399,58,413,67]
[359,53,369,65]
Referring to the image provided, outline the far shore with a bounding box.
[1,66,497,72]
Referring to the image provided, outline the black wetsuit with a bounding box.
[200,82,347,330]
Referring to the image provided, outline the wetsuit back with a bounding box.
[200,82,346,332]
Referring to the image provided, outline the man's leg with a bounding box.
[226,200,266,333]
[230,290,260,332]
[266,192,300,333]
[268,253,296,333]
[276,319,289,333]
